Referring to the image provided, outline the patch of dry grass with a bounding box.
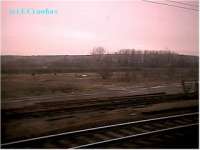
[2,73,89,98]
[2,68,197,99]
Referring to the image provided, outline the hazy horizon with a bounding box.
[2,1,199,56]
[1,50,198,57]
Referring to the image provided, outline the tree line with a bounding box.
[2,47,198,74]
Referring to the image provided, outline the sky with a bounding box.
[1,0,199,56]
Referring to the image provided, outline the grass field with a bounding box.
[2,68,197,99]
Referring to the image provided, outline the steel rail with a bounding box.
[1,112,198,147]
[73,123,198,149]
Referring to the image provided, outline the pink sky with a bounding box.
[1,0,199,55]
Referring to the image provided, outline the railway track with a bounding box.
[2,112,198,148]
[3,92,197,119]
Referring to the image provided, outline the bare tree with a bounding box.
[91,46,106,55]
[91,47,113,79]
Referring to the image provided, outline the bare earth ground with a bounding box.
[2,72,198,142]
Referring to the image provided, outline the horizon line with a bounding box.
[1,53,199,57]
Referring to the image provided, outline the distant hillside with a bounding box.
[1,52,198,74]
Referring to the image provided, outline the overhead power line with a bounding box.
[165,0,199,8]
[142,0,199,12]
